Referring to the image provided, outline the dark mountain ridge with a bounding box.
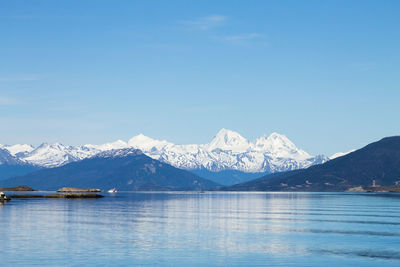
[0,148,41,180]
[225,136,400,191]
[0,148,220,191]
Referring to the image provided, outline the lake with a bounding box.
[1,192,400,266]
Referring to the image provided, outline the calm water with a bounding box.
[1,192,400,266]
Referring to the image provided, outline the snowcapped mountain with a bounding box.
[1,144,34,156]
[206,128,250,153]
[254,133,311,158]
[0,147,41,180]
[127,129,328,173]
[3,129,329,173]
[21,143,97,168]
[128,134,172,151]
[84,140,128,152]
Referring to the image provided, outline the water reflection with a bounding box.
[1,192,400,266]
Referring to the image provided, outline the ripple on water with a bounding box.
[1,192,400,266]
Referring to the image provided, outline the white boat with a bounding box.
[108,188,117,193]
[0,192,11,202]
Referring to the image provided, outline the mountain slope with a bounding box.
[0,148,22,165]
[0,148,41,180]
[0,148,220,191]
[225,136,400,191]
[0,164,41,181]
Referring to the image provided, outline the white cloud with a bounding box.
[216,33,265,44]
[183,15,227,30]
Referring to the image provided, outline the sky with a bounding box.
[0,0,399,156]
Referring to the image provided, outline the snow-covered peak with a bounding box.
[2,129,328,173]
[254,132,311,159]
[22,142,79,168]
[255,132,295,150]
[206,128,250,153]
[36,142,68,151]
[128,134,172,151]
[28,142,66,152]
[330,149,355,160]
[3,144,35,156]
[84,140,128,151]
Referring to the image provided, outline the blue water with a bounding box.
[1,192,400,266]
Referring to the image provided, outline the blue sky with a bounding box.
[0,0,399,156]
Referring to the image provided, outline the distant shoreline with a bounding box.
[2,184,400,193]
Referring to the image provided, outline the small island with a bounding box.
[346,186,400,193]
[0,185,35,191]
[57,187,103,193]
[0,186,105,200]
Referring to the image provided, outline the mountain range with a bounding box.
[127,129,329,173]
[225,136,400,191]
[2,134,398,192]
[0,129,332,184]
[0,148,219,191]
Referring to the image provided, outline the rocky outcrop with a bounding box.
[0,185,34,191]
[57,187,103,193]
[345,186,366,192]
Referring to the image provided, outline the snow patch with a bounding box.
[329,149,356,160]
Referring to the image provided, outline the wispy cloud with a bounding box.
[0,74,41,82]
[183,15,227,30]
[184,105,234,112]
[216,33,265,44]
[181,15,266,46]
